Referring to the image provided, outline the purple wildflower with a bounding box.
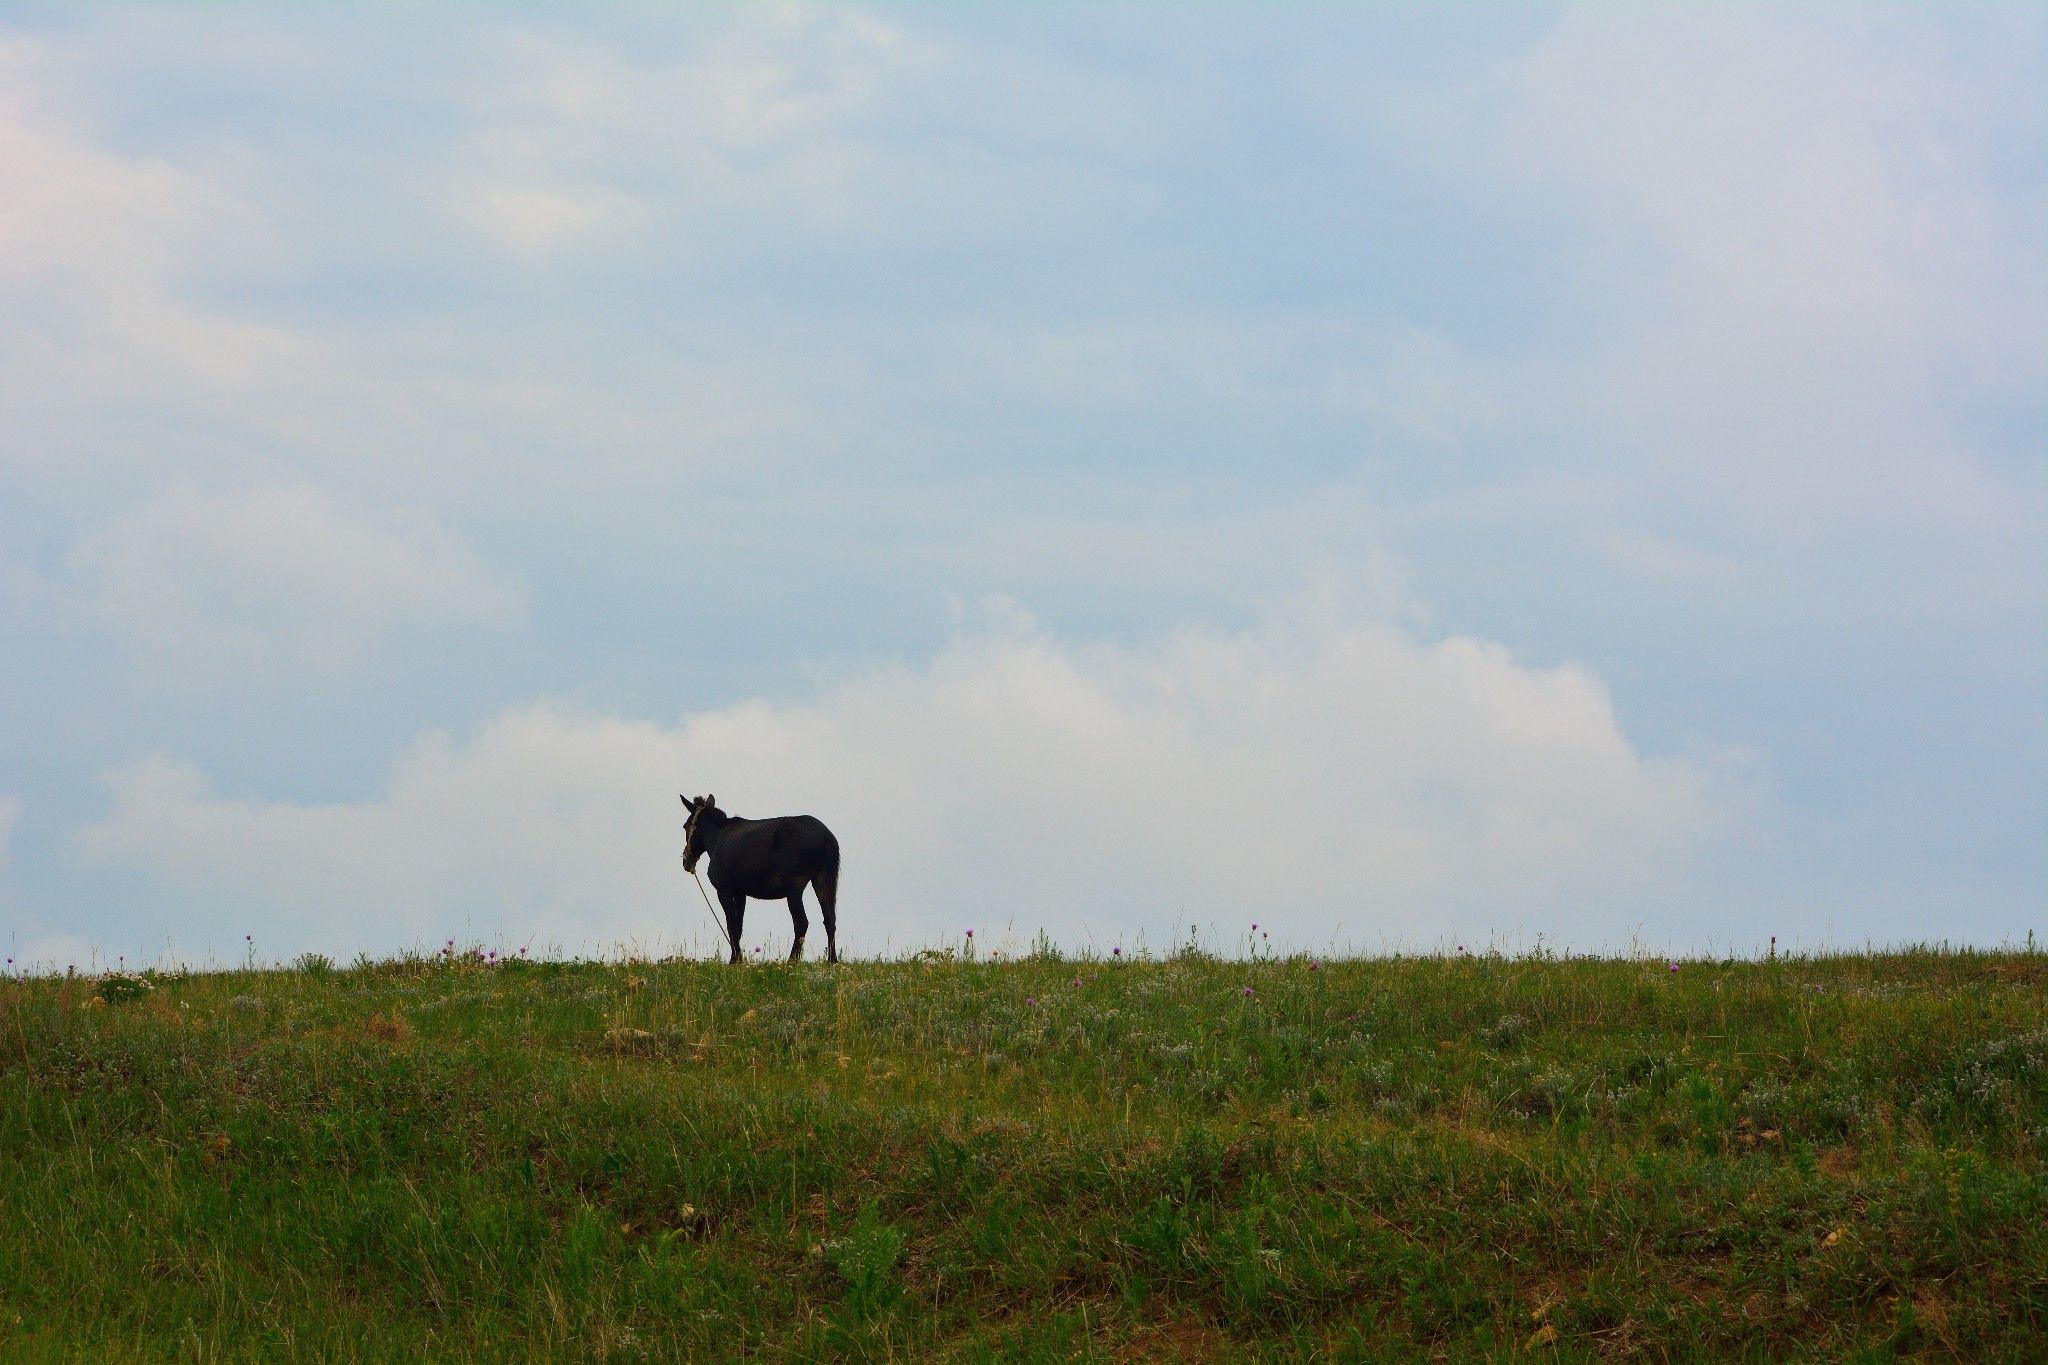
[1310,960,1322,971]
[1242,985,1254,997]
[1668,962,1680,973]
[965,929,974,938]
[1025,996,1038,1007]
[1112,946,1122,957]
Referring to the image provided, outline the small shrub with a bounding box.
[1739,1081,1793,1132]
[1181,1068,1233,1111]
[826,1202,905,1317]
[1810,1083,1865,1140]
[1506,1067,1589,1121]
[1123,1195,1194,1277]
[1618,1051,1677,1095]
[1482,1013,1531,1048]
[1161,1124,1227,1201]
[1353,1060,1397,1103]
[96,972,154,1004]
[560,1205,608,1292]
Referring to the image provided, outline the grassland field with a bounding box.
[1,944,2043,1362]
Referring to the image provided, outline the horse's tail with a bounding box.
[814,829,840,963]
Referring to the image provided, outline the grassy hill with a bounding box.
[2,945,2043,1361]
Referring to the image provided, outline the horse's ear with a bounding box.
[680,794,696,810]
[705,794,715,810]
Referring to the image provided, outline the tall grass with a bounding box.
[1,946,2042,1360]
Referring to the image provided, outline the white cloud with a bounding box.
[77,594,1750,959]
[0,19,825,508]
[59,486,522,690]
[0,35,302,413]
[1494,8,2045,531]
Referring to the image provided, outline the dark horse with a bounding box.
[681,794,840,964]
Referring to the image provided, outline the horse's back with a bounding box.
[764,812,832,851]
[722,814,837,889]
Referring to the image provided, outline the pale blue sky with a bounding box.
[1,5,2042,966]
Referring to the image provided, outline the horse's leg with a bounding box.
[718,888,746,965]
[786,890,809,962]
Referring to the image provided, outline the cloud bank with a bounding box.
[79,597,1748,961]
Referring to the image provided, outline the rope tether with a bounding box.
[685,858,735,955]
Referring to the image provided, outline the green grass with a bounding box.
[2,946,2044,1361]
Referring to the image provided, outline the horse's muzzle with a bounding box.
[683,852,700,874]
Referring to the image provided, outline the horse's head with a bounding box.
[680,794,718,873]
